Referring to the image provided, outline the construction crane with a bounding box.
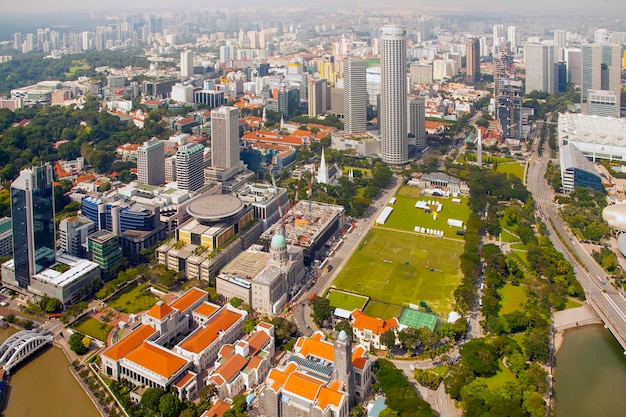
[271,170,287,237]
[307,176,313,220]
[295,177,301,202]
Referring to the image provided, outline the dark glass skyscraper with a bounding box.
[11,164,55,288]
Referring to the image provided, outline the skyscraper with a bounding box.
[564,48,582,85]
[507,26,519,52]
[137,138,165,186]
[180,50,193,77]
[307,78,328,117]
[211,106,240,170]
[524,43,557,94]
[176,143,205,191]
[380,25,408,165]
[581,43,622,116]
[343,58,367,135]
[492,24,505,55]
[11,164,56,289]
[407,96,426,149]
[494,47,522,139]
[466,38,481,83]
[554,29,567,60]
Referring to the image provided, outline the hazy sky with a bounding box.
[4,0,626,16]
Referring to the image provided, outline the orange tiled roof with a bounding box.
[424,120,447,130]
[317,386,344,409]
[170,288,208,313]
[257,322,273,330]
[283,372,324,401]
[125,342,188,378]
[267,366,291,392]
[311,332,324,341]
[218,344,235,359]
[117,143,140,151]
[352,357,368,370]
[247,330,270,355]
[202,399,231,417]
[179,309,243,354]
[352,345,366,361]
[102,325,156,361]
[174,371,195,388]
[351,310,399,335]
[247,355,263,369]
[213,353,247,384]
[209,373,225,386]
[146,302,173,320]
[194,302,219,318]
[74,173,96,185]
[296,337,334,362]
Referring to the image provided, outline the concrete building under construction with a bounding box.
[259,200,345,265]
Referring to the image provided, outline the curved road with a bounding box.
[527,141,626,351]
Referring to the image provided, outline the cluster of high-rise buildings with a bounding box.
[524,29,623,117]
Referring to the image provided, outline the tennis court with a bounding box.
[399,308,439,331]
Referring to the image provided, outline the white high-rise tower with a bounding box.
[210,107,240,170]
[180,50,193,77]
[380,25,408,165]
[344,58,367,135]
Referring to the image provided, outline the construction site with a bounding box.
[259,200,345,265]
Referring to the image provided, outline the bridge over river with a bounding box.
[0,330,54,374]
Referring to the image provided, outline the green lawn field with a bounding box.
[499,283,528,314]
[109,282,157,314]
[485,366,516,390]
[73,317,112,342]
[381,186,470,238]
[364,300,403,320]
[332,228,464,316]
[326,290,369,311]
[496,162,526,180]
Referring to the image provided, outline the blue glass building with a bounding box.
[10,164,56,289]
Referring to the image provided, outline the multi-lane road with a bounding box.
[292,175,403,336]
[527,142,626,351]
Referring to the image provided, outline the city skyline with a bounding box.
[3,1,626,16]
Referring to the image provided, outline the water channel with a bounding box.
[555,324,626,417]
[0,327,100,417]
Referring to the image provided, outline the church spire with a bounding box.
[316,147,328,184]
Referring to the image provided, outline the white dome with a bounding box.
[602,204,626,230]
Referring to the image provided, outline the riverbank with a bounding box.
[553,304,602,353]
[555,324,626,417]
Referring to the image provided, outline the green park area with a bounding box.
[332,227,464,319]
[73,317,113,342]
[326,289,369,311]
[108,282,158,314]
[498,284,528,314]
[496,162,526,181]
[64,60,91,77]
[380,186,470,238]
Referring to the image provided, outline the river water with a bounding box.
[555,324,626,417]
[0,327,100,417]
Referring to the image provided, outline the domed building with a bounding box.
[602,204,626,257]
[156,193,264,281]
[216,231,305,315]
